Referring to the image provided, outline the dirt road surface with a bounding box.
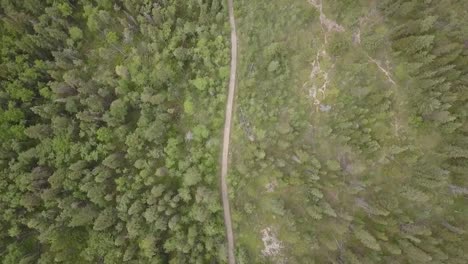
[221,0,237,263]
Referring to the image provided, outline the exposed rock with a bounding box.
[261,227,284,258]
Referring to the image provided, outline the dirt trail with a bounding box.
[221,0,237,263]
[367,55,396,85]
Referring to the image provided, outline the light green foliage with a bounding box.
[115,65,129,78]
[192,77,209,91]
[57,3,72,16]
[93,208,115,231]
[309,188,323,199]
[108,99,127,123]
[184,98,195,115]
[354,228,381,251]
[328,33,351,57]
[267,60,280,72]
[192,124,210,141]
[106,31,118,45]
[139,235,156,258]
[326,160,341,171]
[69,27,83,40]
[183,167,202,187]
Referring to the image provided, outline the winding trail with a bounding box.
[221,0,237,263]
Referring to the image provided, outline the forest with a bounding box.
[1,0,230,263]
[230,0,467,263]
[1,0,467,263]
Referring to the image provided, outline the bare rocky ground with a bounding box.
[306,0,397,112]
[305,0,342,111]
[261,227,286,263]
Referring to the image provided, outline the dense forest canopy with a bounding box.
[1,0,467,263]
[1,0,229,263]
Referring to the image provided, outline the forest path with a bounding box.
[221,0,237,263]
